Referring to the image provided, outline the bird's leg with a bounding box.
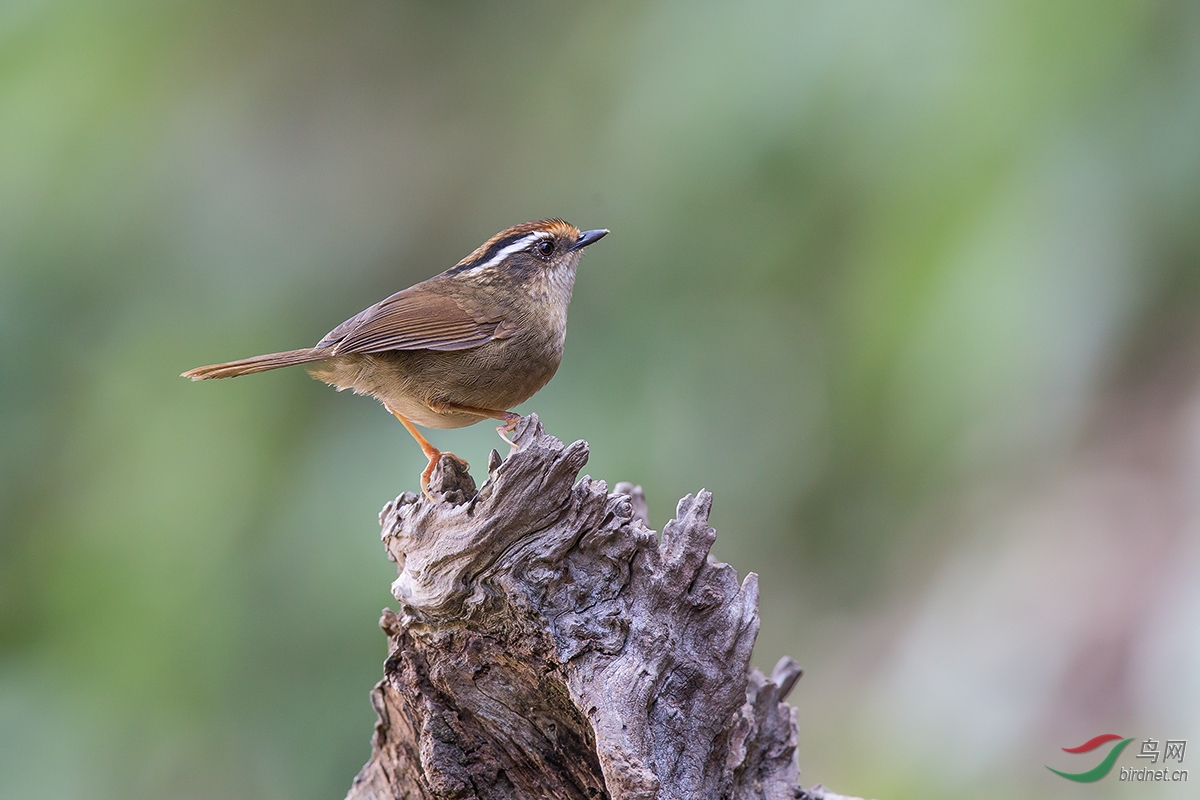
[387,406,466,501]
[429,402,522,451]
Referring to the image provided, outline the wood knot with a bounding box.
[429,453,477,502]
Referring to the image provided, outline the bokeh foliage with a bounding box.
[2,1,1199,798]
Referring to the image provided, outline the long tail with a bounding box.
[182,348,330,380]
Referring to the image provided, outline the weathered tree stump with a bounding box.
[345,415,860,800]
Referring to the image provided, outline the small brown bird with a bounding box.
[184,219,607,496]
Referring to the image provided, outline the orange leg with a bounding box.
[387,406,467,500]
[429,402,522,449]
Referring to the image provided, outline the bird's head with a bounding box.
[447,219,608,291]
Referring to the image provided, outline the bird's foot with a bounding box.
[420,451,470,501]
[495,412,522,452]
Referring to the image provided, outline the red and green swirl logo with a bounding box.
[1047,734,1135,782]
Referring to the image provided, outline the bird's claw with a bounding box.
[496,425,518,452]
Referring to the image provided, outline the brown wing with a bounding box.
[319,285,505,355]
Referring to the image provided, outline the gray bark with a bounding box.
[345,415,863,800]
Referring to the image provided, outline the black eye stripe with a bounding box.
[478,233,530,262]
[448,232,538,274]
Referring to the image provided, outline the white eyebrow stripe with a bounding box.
[464,232,551,275]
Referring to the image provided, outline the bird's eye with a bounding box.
[536,239,555,257]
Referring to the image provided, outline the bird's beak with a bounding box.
[571,229,609,251]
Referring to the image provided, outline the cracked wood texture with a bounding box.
[344,415,862,800]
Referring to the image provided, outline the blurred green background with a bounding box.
[3,1,1200,798]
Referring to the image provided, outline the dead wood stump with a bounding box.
[344,415,861,800]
